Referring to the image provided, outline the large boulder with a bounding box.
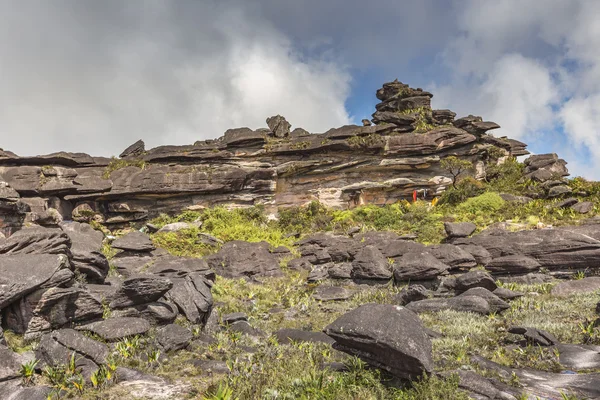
[60,221,109,282]
[165,272,213,324]
[0,347,22,382]
[444,222,476,238]
[156,324,193,352]
[0,227,70,255]
[324,304,433,379]
[551,277,600,297]
[0,254,72,310]
[454,270,497,292]
[393,251,448,281]
[23,287,104,339]
[458,287,510,313]
[109,276,173,309]
[266,115,291,138]
[351,245,392,280]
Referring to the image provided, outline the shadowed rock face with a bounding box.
[0,81,532,231]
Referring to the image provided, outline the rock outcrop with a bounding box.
[0,81,533,233]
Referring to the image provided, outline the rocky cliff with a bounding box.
[0,80,548,234]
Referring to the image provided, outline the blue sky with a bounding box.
[0,1,599,178]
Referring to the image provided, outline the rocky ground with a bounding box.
[0,80,599,399]
[1,176,600,399]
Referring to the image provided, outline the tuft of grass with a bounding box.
[102,157,146,179]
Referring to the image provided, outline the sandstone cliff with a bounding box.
[0,80,536,233]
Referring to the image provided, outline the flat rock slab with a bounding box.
[551,277,600,297]
[508,326,558,347]
[112,231,155,252]
[313,286,353,301]
[80,317,151,341]
[156,324,193,352]
[557,344,600,370]
[517,369,600,399]
[406,296,490,315]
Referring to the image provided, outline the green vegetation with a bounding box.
[440,156,474,188]
[400,107,436,133]
[347,133,385,148]
[102,157,146,179]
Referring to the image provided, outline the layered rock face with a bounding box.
[0,80,531,232]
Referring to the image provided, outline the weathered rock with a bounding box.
[454,270,497,292]
[551,277,600,297]
[120,139,145,158]
[313,286,353,301]
[266,115,291,138]
[222,312,247,325]
[427,244,477,269]
[229,320,265,337]
[80,317,151,341]
[111,301,179,325]
[351,245,392,280]
[24,287,104,339]
[508,326,558,346]
[444,222,476,238]
[112,231,155,252]
[458,287,510,313]
[486,255,541,274]
[547,185,572,198]
[60,221,109,282]
[524,153,569,182]
[0,385,53,400]
[0,347,21,382]
[572,201,594,214]
[493,287,524,300]
[443,370,511,400]
[392,284,430,306]
[556,344,600,370]
[156,324,193,352]
[456,244,493,266]
[393,251,449,281]
[205,241,282,278]
[274,329,335,345]
[165,273,213,324]
[324,304,433,379]
[0,254,71,310]
[157,222,200,233]
[455,228,600,271]
[109,276,173,309]
[406,296,491,315]
[0,226,70,255]
[499,193,533,204]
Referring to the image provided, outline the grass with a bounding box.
[102,157,146,179]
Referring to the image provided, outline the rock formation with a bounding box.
[0,80,535,234]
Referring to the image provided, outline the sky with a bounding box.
[0,1,599,178]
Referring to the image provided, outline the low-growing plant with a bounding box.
[19,359,38,385]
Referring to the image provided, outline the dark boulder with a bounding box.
[222,312,247,325]
[444,222,476,238]
[111,301,178,325]
[60,221,109,283]
[0,346,21,382]
[119,139,145,158]
[493,287,524,300]
[111,231,155,252]
[572,201,594,214]
[426,244,477,269]
[392,285,430,306]
[393,251,448,281]
[351,245,392,280]
[324,304,433,379]
[156,324,193,352]
[0,226,70,255]
[166,272,213,324]
[266,115,291,138]
[109,276,173,309]
[456,244,493,266]
[458,287,510,313]
[454,270,497,292]
[0,254,72,310]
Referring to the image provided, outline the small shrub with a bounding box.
[102,157,146,179]
[440,156,474,188]
[457,192,505,214]
[439,177,486,206]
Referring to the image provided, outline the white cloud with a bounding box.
[434,0,600,179]
[0,2,351,156]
